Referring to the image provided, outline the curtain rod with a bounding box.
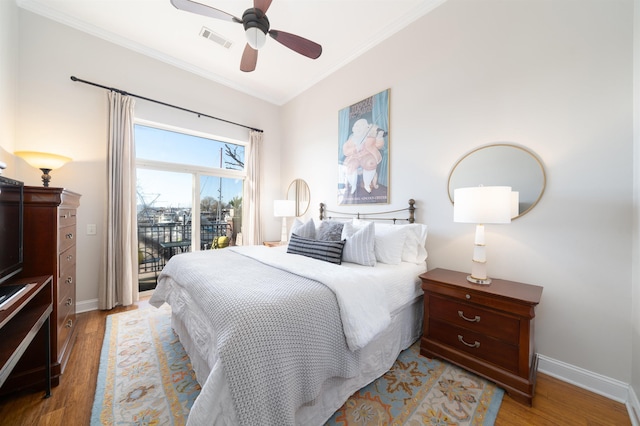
[70,76,263,133]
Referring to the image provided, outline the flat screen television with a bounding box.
[0,176,24,285]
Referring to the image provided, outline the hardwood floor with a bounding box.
[0,299,633,426]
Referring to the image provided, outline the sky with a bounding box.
[135,125,244,209]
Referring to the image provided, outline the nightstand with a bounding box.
[419,268,543,405]
[263,241,285,247]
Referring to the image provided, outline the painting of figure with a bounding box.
[338,89,389,204]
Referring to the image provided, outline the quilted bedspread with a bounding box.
[150,248,362,426]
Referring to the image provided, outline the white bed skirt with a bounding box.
[171,295,424,426]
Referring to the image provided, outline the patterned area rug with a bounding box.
[325,343,504,425]
[90,305,201,425]
[91,306,503,425]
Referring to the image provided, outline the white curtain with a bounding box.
[100,91,138,309]
[243,130,262,245]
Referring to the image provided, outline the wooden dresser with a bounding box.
[420,268,543,405]
[7,187,81,391]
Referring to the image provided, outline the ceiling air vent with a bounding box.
[200,27,233,49]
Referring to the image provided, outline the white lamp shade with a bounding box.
[14,151,71,170]
[454,186,512,224]
[273,199,296,217]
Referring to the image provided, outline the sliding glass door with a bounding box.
[135,122,246,291]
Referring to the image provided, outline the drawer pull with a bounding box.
[458,310,480,322]
[65,319,73,328]
[458,335,480,348]
[67,254,73,261]
[66,276,73,285]
[66,233,74,239]
[65,297,73,306]
[60,213,69,219]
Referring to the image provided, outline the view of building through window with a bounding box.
[135,123,246,291]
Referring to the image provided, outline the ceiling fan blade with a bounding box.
[240,44,258,72]
[268,30,322,59]
[170,0,241,23]
[254,0,272,14]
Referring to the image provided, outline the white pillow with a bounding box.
[400,224,428,264]
[341,221,376,266]
[289,218,316,239]
[372,222,407,265]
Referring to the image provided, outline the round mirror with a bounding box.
[448,144,546,219]
[287,179,310,217]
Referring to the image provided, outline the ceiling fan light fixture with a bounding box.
[245,27,267,50]
[171,0,322,71]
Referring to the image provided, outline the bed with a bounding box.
[149,200,428,425]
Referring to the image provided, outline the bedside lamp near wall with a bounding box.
[14,151,72,187]
[454,186,515,285]
[273,199,296,243]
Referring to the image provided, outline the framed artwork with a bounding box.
[338,89,390,205]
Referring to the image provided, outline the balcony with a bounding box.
[138,221,232,292]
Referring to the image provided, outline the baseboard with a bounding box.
[538,353,632,404]
[628,385,640,426]
[77,298,99,313]
[77,292,154,313]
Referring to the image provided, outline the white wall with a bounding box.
[282,0,634,386]
[632,0,640,417]
[8,10,283,306]
[0,0,18,165]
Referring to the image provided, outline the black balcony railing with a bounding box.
[138,222,232,291]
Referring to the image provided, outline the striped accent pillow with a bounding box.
[341,221,376,266]
[287,233,345,264]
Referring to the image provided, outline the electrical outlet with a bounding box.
[87,224,97,235]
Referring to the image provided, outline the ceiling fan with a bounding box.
[171,0,323,72]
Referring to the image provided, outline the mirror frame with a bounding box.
[287,179,310,217]
[447,144,546,219]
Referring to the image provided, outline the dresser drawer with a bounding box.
[429,295,520,344]
[58,270,75,304]
[59,209,77,228]
[59,225,76,253]
[429,318,519,373]
[59,245,76,278]
[58,272,75,303]
[57,290,76,349]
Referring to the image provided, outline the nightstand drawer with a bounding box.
[429,295,520,344]
[429,318,519,373]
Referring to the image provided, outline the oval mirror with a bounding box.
[448,144,546,219]
[287,179,310,217]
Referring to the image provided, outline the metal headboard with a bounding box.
[319,199,416,224]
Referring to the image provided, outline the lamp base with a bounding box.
[280,216,288,243]
[39,168,52,187]
[467,275,492,285]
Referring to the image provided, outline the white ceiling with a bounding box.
[17,0,446,105]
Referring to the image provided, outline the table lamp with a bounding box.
[454,186,515,284]
[273,200,296,242]
[14,151,72,187]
